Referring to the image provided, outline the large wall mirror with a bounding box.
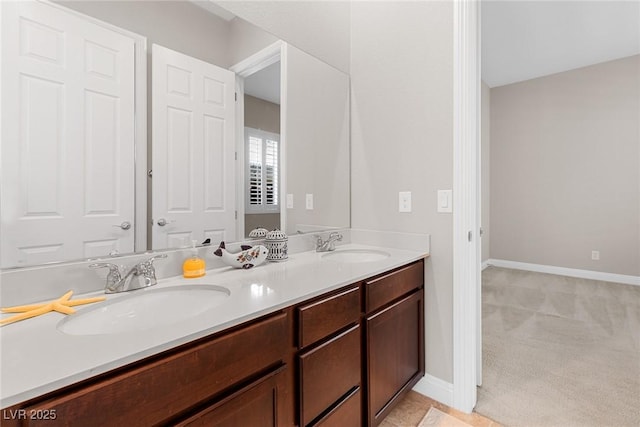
[0,0,350,269]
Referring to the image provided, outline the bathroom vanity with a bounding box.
[0,246,426,427]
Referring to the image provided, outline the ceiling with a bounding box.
[190,0,236,21]
[244,61,281,105]
[188,1,280,104]
[482,1,640,88]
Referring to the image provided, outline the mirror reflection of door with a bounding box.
[0,1,137,267]
[151,44,236,250]
[243,62,281,236]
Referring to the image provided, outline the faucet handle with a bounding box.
[144,253,168,265]
[89,263,122,287]
[89,262,120,273]
[138,253,168,284]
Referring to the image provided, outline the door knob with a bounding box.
[113,221,131,230]
[156,218,175,227]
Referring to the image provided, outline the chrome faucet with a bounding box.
[90,254,168,294]
[315,232,343,252]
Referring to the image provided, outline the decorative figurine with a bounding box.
[213,241,269,269]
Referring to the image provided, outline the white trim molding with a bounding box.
[452,0,481,414]
[486,259,640,286]
[413,374,454,408]
[230,41,284,77]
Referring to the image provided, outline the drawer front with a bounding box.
[299,325,361,426]
[175,366,286,427]
[24,312,288,427]
[298,286,360,348]
[366,260,423,313]
[316,387,361,427]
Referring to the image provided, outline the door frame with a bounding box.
[452,0,481,413]
[230,41,286,240]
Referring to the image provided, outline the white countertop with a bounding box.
[0,244,427,408]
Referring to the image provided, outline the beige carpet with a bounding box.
[419,407,474,427]
[476,267,640,427]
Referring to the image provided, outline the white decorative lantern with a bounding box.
[265,229,288,261]
[248,227,269,239]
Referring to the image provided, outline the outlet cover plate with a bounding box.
[399,191,412,213]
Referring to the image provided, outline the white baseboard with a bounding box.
[481,260,490,271]
[486,259,640,286]
[412,374,454,407]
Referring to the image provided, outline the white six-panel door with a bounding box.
[0,1,136,268]
[152,45,236,249]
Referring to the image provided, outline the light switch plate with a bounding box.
[437,190,452,213]
[305,194,313,210]
[286,194,294,209]
[399,191,412,213]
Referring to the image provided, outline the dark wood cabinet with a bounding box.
[365,261,423,313]
[299,325,361,426]
[365,283,424,426]
[174,366,286,427]
[315,387,361,427]
[297,286,360,348]
[20,312,290,427]
[3,259,426,427]
[296,285,362,427]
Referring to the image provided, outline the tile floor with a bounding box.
[381,391,499,427]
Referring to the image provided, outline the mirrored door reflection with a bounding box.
[243,61,282,237]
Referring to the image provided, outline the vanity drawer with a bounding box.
[365,260,423,313]
[297,285,360,348]
[174,366,286,427]
[315,387,361,427]
[299,324,361,426]
[23,312,288,427]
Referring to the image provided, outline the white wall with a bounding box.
[490,55,640,276]
[56,0,232,67]
[350,1,454,383]
[228,16,279,66]
[284,45,350,233]
[217,0,351,74]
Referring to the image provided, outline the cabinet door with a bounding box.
[175,366,286,427]
[366,290,424,426]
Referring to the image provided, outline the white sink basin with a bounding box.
[57,285,230,336]
[322,249,391,263]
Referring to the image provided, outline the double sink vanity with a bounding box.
[1,242,427,426]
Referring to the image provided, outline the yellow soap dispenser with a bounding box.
[183,240,206,278]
